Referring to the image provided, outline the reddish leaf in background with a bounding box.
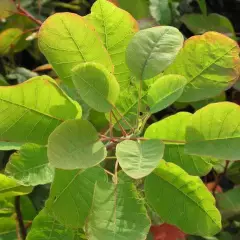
[150,223,186,240]
[206,182,223,193]
[107,0,118,6]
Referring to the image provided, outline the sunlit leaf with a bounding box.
[0,174,32,199]
[0,75,81,145]
[0,28,22,56]
[145,160,222,236]
[26,208,75,240]
[185,102,240,160]
[85,0,138,88]
[72,62,120,113]
[86,181,150,240]
[46,167,107,228]
[147,74,187,113]
[0,0,17,18]
[126,26,184,80]
[38,12,113,86]
[165,32,240,102]
[5,144,54,186]
[145,112,214,176]
[116,139,164,179]
[48,119,107,170]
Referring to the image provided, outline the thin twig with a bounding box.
[15,196,26,240]
[112,111,127,136]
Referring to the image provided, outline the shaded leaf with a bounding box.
[85,0,138,88]
[0,217,17,240]
[185,102,240,160]
[0,75,81,145]
[86,181,150,240]
[126,26,184,80]
[145,160,221,236]
[145,112,214,176]
[48,119,107,170]
[149,0,172,25]
[165,32,240,102]
[197,0,207,15]
[72,62,120,113]
[5,144,54,186]
[181,14,235,37]
[38,12,113,86]
[46,167,107,228]
[216,187,240,221]
[116,139,164,179]
[227,161,240,184]
[147,74,187,113]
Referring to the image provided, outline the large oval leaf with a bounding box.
[0,174,32,199]
[38,12,113,86]
[85,0,138,88]
[0,75,81,145]
[26,208,76,240]
[185,102,240,160]
[5,144,54,186]
[126,26,184,80]
[165,31,240,102]
[116,139,164,179]
[48,119,107,169]
[145,112,214,176]
[86,181,150,240]
[46,167,107,228]
[145,160,222,236]
[147,74,187,113]
[72,62,120,113]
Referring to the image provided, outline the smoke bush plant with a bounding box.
[1,0,240,239]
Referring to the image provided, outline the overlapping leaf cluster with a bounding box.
[1,0,240,239]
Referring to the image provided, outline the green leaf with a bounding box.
[0,142,22,151]
[0,0,17,18]
[147,74,187,113]
[86,181,150,240]
[0,217,16,240]
[116,139,164,179]
[48,119,107,170]
[46,167,107,228]
[181,14,235,37]
[226,162,240,184]
[38,13,113,87]
[197,0,207,15]
[85,0,138,88]
[5,144,54,186]
[0,174,32,199]
[145,160,221,236]
[185,102,240,160]
[117,0,149,19]
[0,75,81,145]
[145,112,214,176]
[216,187,240,221]
[165,32,240,102]
[105,86,147,130]
[0,28,22,56]
[149,0,172,25]
[26,208,75,240]
[72,62,120,113]
[126,26,184,80]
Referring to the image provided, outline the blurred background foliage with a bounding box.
[1,1,240,240]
